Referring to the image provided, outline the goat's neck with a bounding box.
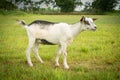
[70,22,84,38]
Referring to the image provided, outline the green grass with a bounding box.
[0,14,120,80]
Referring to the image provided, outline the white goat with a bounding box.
[18,16,97,69]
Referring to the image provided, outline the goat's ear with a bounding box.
[80,16,85,22]
[92,18,97,21]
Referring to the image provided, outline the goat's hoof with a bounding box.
[29,63,33,67]
[55,63,60,67]
[41,61,44,64]
[64,67,69,69]
[64,66,69,69]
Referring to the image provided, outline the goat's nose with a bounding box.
[94,26,97,29]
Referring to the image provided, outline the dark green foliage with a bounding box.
[55,0,82,12]
[55,0,74,12]
[92,0,118,12]
[0,0,17,10]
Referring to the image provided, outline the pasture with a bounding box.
[0,14,120,80]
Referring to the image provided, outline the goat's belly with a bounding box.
[36,39,56,45]
[36,33,60,45]
[36,37,59,45]
[32,32,59,45]
[45,37,60,44]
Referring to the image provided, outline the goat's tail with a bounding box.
[16,20,28,29]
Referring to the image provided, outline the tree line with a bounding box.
[0,0,119,14]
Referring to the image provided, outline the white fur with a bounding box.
[19,16,97,69]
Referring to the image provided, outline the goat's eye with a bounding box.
[84,21,90,25]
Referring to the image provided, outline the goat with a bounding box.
[18,16,97,69]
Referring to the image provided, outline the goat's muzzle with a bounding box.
[92,26,97,31]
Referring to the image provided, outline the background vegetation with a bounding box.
[0,0,119,14]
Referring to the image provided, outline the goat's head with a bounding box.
[80,16,97,31]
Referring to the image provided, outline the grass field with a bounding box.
[0,14,120,80]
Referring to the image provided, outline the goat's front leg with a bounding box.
[61,42,69,69]
[55,45,62,67]
[33,41,44,63]
[26,38,35,67]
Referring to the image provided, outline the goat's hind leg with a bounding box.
[55,45,62,67]
[26,38,35,67]
[33,40,44,63]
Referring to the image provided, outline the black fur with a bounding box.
[36,39,55,45]
[28,20,55,26]
[21,21,26,26]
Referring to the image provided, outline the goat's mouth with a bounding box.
[92,28,97,31]
[91,26,97,31]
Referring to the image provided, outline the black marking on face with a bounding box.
[36,39,55,45]
[28,20,55,26]
[21,21,26,26]
[80,16,85,22]
[84,20,90,25]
